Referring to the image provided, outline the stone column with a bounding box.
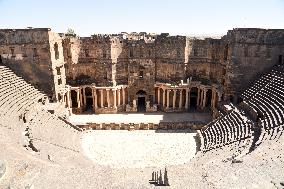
[197,88,200,107]
[79,88,83,107]
[173,89,176,109]
[157,87,160,104]
[188,88,191,108]
[94,89,98,108]
[67,90,71,108]
[77,89,80,108]
[100,89,104,108]
[122,88,126,105]
[199,89,203,107]
[162,89,166,107]
[117,89,121,106]
[211,90,215,109]
[202,89,207,108]
[83,87,86,106]
[185,88,189,110]
[217,91,222,101]
[69,90,72,108]
[179,89,183,109]
[106,89,110,108]
[166,89,170,108]
[113,89,117,108]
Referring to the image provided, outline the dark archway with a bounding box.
[0,55,2,64]
[85,87,93,110]
[190,87,198,111]
[136,90,146,112]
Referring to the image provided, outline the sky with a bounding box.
[0,0,284,36]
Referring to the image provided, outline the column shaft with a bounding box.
[173,90,176,109]
[107,89,110,108]
[77,89,80,108]
[79,88,83,107]
[162,89,166,107]
[196,88,200,106]
[166,90,170,108]
[179,89,183,109]
[118,89,121,106]
[94,89,98,108]
[67,90,71,108]
[122,88,126,105]
[157,88,160,104]
[199,90,203,107]
[100,90,104,108]
[185,89,189,109]
[83,87,86,106]
[203,90,207,108]
[113,89,117,108]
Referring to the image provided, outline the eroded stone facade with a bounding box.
[1,28,283,114]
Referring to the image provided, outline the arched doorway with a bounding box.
[190,87,198,111]
[85,87,93,110]
[0,55,2,64]
[136,90,146,112]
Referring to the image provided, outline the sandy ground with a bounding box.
[81,130,198,168]
[69,112,211,125]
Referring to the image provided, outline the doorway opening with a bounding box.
[136,90,146,112]
[190,87,198,111]
[71,90,78,108]
[85,87,93,110]
[138,97,146,112]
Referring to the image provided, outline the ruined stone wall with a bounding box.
[185,38,226,85]
[224,28,284,99]
[0,29,54,96]
[63,35,115,86]
[155,35,186,83]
